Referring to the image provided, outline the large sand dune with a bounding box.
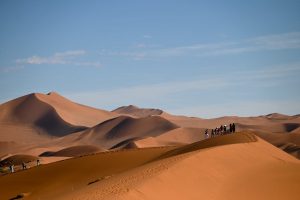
[0,132,299,200]
[36,92,116,127]
[0,93,87,137]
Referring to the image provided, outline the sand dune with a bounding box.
[1,132,299,200]
[75,115,179,149]
[112,105,163,118]
[116,127,205,148]
[1,93,299,168]
[111,138,299,200]
[0,93,87,137]
[0,145,176,200]
[36,92,116,127]
[65,133,300,200]
[161,111,300,158]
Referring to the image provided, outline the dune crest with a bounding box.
[39,145,105,157]
[76,115,179,149]
[0,93,87,137]
[113,105,163,117]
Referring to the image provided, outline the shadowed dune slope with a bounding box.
[112,105,163,117]
[0,93,87,137]
[36,92,116,127]
[76,115,179,149]
[254,131,300,159]
[0,154,38,167]
[39,145,105,157]
[0,92,117,127]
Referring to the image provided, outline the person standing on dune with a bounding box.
[22,162,26,170]
[205,129,209,139]
[9,164,14,173]
[232,123,236,133]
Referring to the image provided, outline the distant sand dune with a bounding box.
[76,115,179,149]
[113,105,163,117]
[114,127,205,149]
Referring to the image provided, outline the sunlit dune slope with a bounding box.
[68,133,300,200]
[1,132,299,200]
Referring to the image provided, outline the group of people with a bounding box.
[8,159,40,173]
[205,123,236,138]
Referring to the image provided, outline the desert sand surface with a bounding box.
[0,92,299,160]
[0,132,299,200]
[0,92,300,199]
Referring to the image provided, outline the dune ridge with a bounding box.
[112,105,163,118]
[1,132,299,200]
[75,115,179,149]
[0,93,87,137]
[39,145,105,157]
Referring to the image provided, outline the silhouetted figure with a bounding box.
[232,123,236,133]
[224,125,227,133]
[205,129,209,139]
[22,162,26,170]
[220,125,223,134]
[37,159,40,166]
[229,124,232,133]
[9,165,14,173]
[211,129,214,137]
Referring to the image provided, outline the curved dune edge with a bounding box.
[76,115,179,149]
[0,132,261,200]
[157,131,257,160]
[0,93,87,137]
[39,145,106,157]
[115,127,205,149]
[63,135,300,200]
[35,92,116,127]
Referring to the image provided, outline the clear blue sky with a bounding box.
[1,0,300,118]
